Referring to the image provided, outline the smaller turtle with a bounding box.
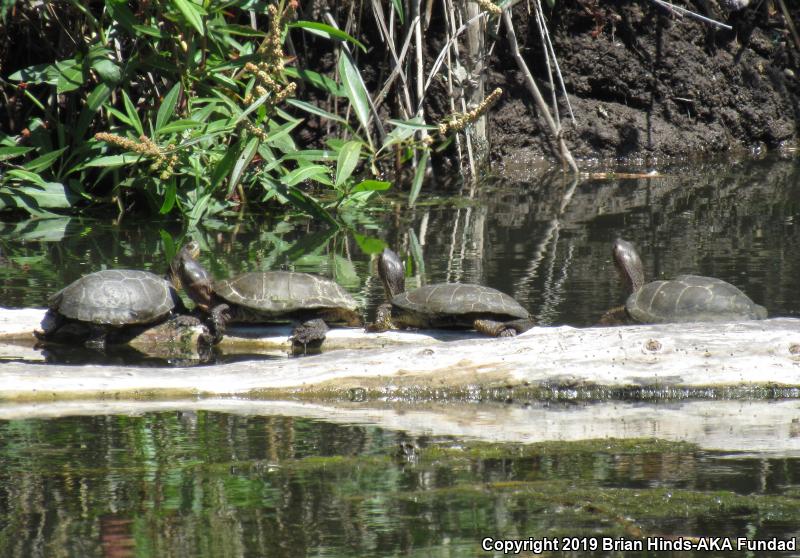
[605,238,768,324]
[170,241,363,352]
[368,248,534,337]
[36,269,203,348]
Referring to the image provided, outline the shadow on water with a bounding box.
[1,411,800,557]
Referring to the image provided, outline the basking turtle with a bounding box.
[36,269,203,348]
[368,248,534,337]
[170,241,362,351]
[606,238,767,324]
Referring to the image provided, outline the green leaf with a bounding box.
[75,83,112,140]
[173,0,205,34]
[106,0,139,34]
[8,62,53,84]
[391,0,405,23]
[23,147,67,173]
[0,146,34,162]
[55,60,82,93]
[352,232,386,254]
[92,57,122,85]
[81,154,142,168]
[209,144,239,193]
[156,119,202,136]
[7,169,47,187]
[215,23,267,37]
[408,150,429,207]
[159,180,177,214]
[156,83,182,134]
[338,52,372,142]
[282,164,331,187]
[286,99,346,124]
[290,21,366,52]
[387,118,438,131]
[0,182,76,211]
[132,24,164,38]
[284,67,344,96]
[122,89,144,136]
[229,136,260,197]
[351,179,391,193]
[335,141,361,188]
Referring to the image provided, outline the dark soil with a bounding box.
[483,0,800,164]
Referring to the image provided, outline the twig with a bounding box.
[777,0,800,53]
[502,9,578,173]
[649,0,732,30]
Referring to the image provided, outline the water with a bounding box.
[1,156,799,328]
[1,409,800,557]
[2,156,800,555]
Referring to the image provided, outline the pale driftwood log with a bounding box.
[1,398,800,456]
[1,307,800,401]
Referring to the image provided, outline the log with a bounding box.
[1,307,799,402]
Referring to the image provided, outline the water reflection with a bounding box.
[1,412,800,557]
[1,156,798,329]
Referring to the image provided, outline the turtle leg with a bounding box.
[365,303,394,333]
[598,305,628,326]
[34,309,64,341]
[290,318,329,355]
[207,303,229,345]
[473,318,535,337]
[84,325,109,349]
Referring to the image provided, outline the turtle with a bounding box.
[367,248,534,337]
[169,241,363,352]
[605,238,768,324]
[35,269,204,348]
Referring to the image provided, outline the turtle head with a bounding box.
[377,248,406,300]
[169,240,214,311]
[612,238,645,294]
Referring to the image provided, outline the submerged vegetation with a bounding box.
[0,0,508,225]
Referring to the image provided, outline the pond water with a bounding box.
[1,155,799,329]
[2,409,800,557]
[2,156,800,555]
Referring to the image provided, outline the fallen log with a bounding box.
[1,307,799,402]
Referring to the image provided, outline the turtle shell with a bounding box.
[625,274,767,323]
[50,269,177,326]
[391,283,529,328]
[214,271,358,317]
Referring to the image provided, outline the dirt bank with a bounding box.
[484,0,800,164]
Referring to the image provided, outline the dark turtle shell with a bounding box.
[49,269,178,326]
[214,271,359,320]
[391,283,530,328]
[625,274,768,323]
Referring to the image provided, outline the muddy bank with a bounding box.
[485,0,800,163]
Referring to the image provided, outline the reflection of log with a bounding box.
[2,398,800,456]
[2,307,800,402]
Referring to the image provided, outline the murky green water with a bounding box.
[2,410,800,557]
